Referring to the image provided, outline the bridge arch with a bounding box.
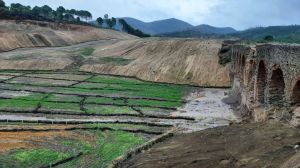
[255,60,267,104]
[291,76,300,106]
[269,65,285,106]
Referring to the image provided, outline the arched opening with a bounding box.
[241,55,246,81]
[291,80,300,105]
[269,67,285,106]
[255,61,267,104]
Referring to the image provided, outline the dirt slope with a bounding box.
[122,123,300,168]
[81,38,230,87]
[0,20,136,52]
[0,20,230,86]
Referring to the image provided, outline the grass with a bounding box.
[96,131,145,167]
[97,57,133,66]
[84,105,138,115]
[127,99,182,108]
[86,75,148,85]
[85,123,167,132]
[0,99,39,110]
[40,102,82,112]
[73,82,108,89]
[10,148,71,168]
[85,97,125,105]
[81,47,95,56]
[44,94,82,103]
[55,130,147,168]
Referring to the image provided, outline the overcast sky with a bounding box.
[4,0,300,30]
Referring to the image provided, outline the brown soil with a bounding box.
[122,122,300,168]
[0,20,136,52]
[0,130,72,152]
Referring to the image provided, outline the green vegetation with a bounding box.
[97,57,133,66]
[0,99,39,110]
[40,102,82,112]
[96,131,145,167]
[85,97,125,105]
[87,75,147,85]
[44,94,82,103]
[85,105,138,115]
[81,47,95,56]
[119,19,151,37]
[128,99,181,108]
[11,149,71,167]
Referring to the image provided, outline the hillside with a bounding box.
[0,20,136,52]
[120,17,193,35]
[231,25,300,43]
[158,24,237,37]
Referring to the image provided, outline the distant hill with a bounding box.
[158,24,237,37]
[121,17,193,35]
[231,25,300,43]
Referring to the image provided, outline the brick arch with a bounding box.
[255,60,267,104]
[241,55,246,81]
[269,65,285,106]
[290,76,300,105]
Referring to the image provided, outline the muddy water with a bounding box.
[172,88,240,132]
[0,88,239,133]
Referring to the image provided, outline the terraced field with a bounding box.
[0,70,190,168]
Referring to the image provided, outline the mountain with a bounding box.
[158,24,237,37]
[231,25,300,43]
[121,17,193,35]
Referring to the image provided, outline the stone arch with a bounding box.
[269,65,285,106]
[255,60,267,104]
[291,77,300,105]
[241,55,246,81]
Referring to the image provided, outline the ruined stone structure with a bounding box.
[231,44,300,126]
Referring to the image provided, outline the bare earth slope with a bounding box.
[122,123,300,168]
[0,21,230,87]
[81,38,230,87]
[0,20,136,52]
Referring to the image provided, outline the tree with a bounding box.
[119,19,150,38]
[105,18,113,28]
[111,17,117,27]
[96,17,103,26]
[104,14,108,19]
[0,0,5,8]
[264,35,274,42]
[56,6,65,21]
[0,0,8,18]
[32,6,41,16]
[41,5,52,18]
[76,17,80,22]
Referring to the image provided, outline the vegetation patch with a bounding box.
[0,99,39,111]
[44,94,82,103]
[80,47,95,56]
[85,97,125,105]
[128,99,182,108]
[9,149,71,168]
[84,105,138,115]
[40,102,82,112]
[98,57,133,66]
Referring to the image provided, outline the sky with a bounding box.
[4,0,300,30]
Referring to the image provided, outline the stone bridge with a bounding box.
[231,44,300,126]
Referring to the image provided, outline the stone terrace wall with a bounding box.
[231,44,300,126]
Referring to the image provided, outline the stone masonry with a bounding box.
[231,44,300,126]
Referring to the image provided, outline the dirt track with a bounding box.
[122,122,300,168]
